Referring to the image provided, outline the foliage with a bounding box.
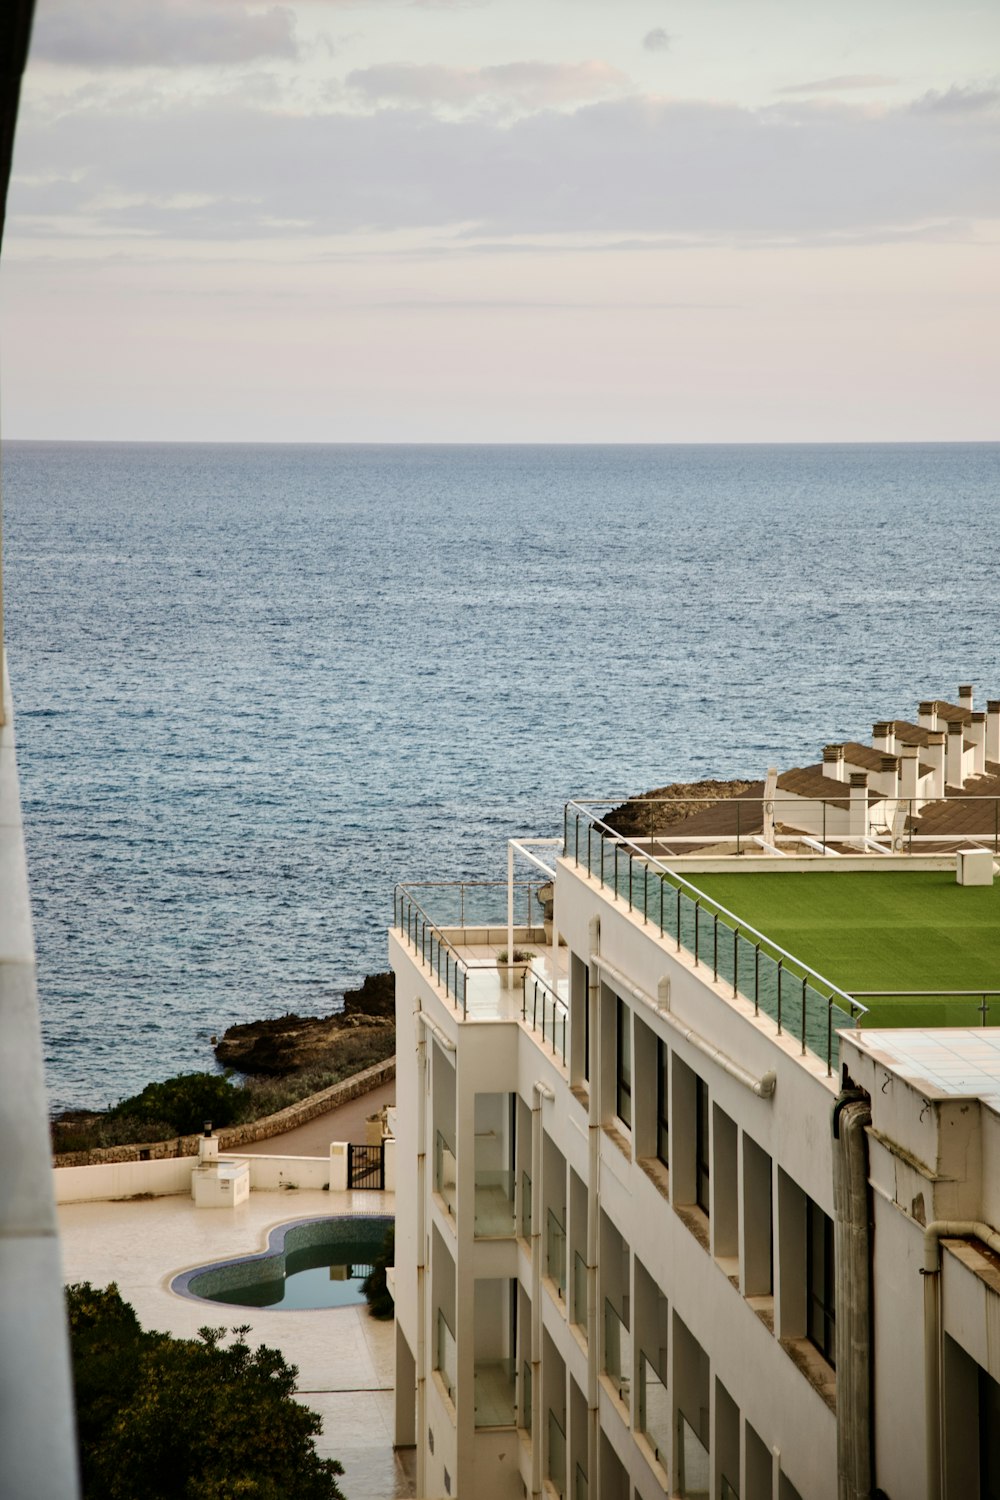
[361,1224,395,1320]
[67,1283,345,1500]
[108,1071,244,1136]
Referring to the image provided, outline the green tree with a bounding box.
[67,1283,345,1500]
[108,1072,244,1136]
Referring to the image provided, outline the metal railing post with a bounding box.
[733,928,739,999]
[713,915,718,982]
[694,901,700,967]
[777,960,783,1033]
[754,945,759,1015]
[676,887,682,952]
[801,976,808,1055]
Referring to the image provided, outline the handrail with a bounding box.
[566,801,862,1014]
[522,966,568,1065]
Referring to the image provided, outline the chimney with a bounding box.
[959,684,974,712]
[899,744,920,806]
[876,754,900,800]
[918,700,939,730]
[198,1121,219,1165]
[924,730,946,799]
[946,719,965,789]
[987,700,1000,765]
[872,721,896,753]
[969,712,987,776]
[849,771,869,840]
[822,744,845,781]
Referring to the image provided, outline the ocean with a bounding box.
[2,441,998,1111]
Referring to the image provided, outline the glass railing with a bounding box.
[436,1308,457,1404]
[435,1131,456,1217]
[564,802,870,1075]
[546,1209,567,1297]
[603,1299,631,1409]
[520,1170,533,1239]
[721,1478,739,1500]
[639,1355,669,1466]
[572,1251,588,1338]
[523,970,568,1065]
[520,1361,533,1435]
[849,988,1000,1029]
[474,1357,516,1428]
[395,886,471,1016]
[575,1464,589,1500]
[677,1412,710,1500]
[548,1410,566,1498]
[474,1167,515,1237]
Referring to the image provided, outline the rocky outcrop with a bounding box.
[213,972,396,1075]
[603,779,755,838]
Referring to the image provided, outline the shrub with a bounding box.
[361,1224,395,1320]
[108,1072,245,1137]
[67,1283,345,1500]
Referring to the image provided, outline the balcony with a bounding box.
[474,1358,516,1428]
[546,1209,567,1299]
[475,1167,516,1238]
[434,1131,456,1218]
[436,1308,457,1405]
[603,1299,631,1410]
[639,1355,669,1467]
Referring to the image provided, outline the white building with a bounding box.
[390,688,1000,1500]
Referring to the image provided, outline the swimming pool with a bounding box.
[171,1215,393,1311]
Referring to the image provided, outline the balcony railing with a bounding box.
[639,1355,669,1467]
[546,1209,567,1297]
[522,968,568,1065]
[520,1169,533,1239]
[565,801,869,1074]
[677,1413,709,1500]
[437,1308,457,1404]
[435,1130,456,1217]
[474,1357,516,1428]
[475,1167,515,1237]
[572,1250,588,1339]
[575,1464,588,1500]
[394,879,547,1019]
[520,1360,533,1435]
[603,1299,631,1410]
[548,1410,566,1498]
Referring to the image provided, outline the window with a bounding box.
[616,996,632,1128]
[656,1038,669,1167]
[806,1199,835,1366]
[695,1076,710,1216]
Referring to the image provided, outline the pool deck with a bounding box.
[57,1186,415,1500]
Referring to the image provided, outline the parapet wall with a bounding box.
[53,1055,396,1168]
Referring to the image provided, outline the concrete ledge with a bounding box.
[53,1055,396,1168]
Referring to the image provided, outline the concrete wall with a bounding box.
[54,1151,333,1203]
[0,662,80,1499]
[53,1055,396,1168]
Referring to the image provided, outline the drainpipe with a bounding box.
[832,1093,873,1500]
[530,1078,554,1500]
[414,1006,456,1499]
[923,1220,1000,1500]
[587,917,602,1500]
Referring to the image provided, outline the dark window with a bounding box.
[656,1038,669,1167]
[806,1199,836,1366]
[616,996,632,1127]
[695,1076,710,1215]
[980,1365,1000,1500]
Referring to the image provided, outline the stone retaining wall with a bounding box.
[52,1056,396,1168]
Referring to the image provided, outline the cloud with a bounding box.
[777,75,897,95]
[9,90,1000,245]
[30,0,299,68]
[911,84,1000,116]
[642,29,671,54]
[345,60,629,110]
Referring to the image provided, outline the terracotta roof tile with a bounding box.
[892,721,940,748]
[842,742,887,772]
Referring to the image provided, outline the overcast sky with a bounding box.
[2,0,998,441]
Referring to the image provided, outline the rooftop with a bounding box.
[844,1028,1000,1111]
[682,869,1000,1028]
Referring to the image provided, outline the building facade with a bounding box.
[390,688,1000,1500]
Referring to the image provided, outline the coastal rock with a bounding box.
[603,779,755,838]
[214,972,396,1075]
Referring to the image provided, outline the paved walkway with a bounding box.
[58,1186,415,1500]
[239,1079,396,1158]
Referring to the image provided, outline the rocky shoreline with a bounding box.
[211,971,395,1075]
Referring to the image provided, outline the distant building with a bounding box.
[390,687,1000,1500]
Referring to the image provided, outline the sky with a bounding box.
[1,0,998,442]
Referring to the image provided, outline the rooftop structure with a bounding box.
[390,685,1000,1500]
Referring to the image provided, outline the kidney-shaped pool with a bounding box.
[171,1214,393,1311]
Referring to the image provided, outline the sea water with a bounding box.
[2,441,998,1110]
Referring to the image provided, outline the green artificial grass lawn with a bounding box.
[682,870,1000,1028]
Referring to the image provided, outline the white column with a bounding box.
[849,773,869,839]
[872,722,896,753]
[987,701,1000,765]
[959,684,974,712]
[925,732,946,799]
[969,713,987,776]
[822,745,845,781]
[918,700,939,730]
[946,721,965,789]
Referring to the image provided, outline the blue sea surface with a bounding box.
[2,441,998,1110]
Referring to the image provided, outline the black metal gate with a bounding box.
[347,1141,385,1190]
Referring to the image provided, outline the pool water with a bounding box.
[175,1215,392,1312]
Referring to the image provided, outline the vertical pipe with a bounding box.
[415,1024,428,1500]
[587,918,602,1500]
[508,842,515,1000]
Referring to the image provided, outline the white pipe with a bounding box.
[853,836,891,856]
[591,956,776,1099]
[752,836,789,857]
[415,1019,428,1500]
[587,918,602,1500]
[529,1079,552,1500]
[834,1097,872,1500]
[414,1007,456,1054]
[509,839,560,879]
[508,842,515,978]
[923,1221,1000,1500]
